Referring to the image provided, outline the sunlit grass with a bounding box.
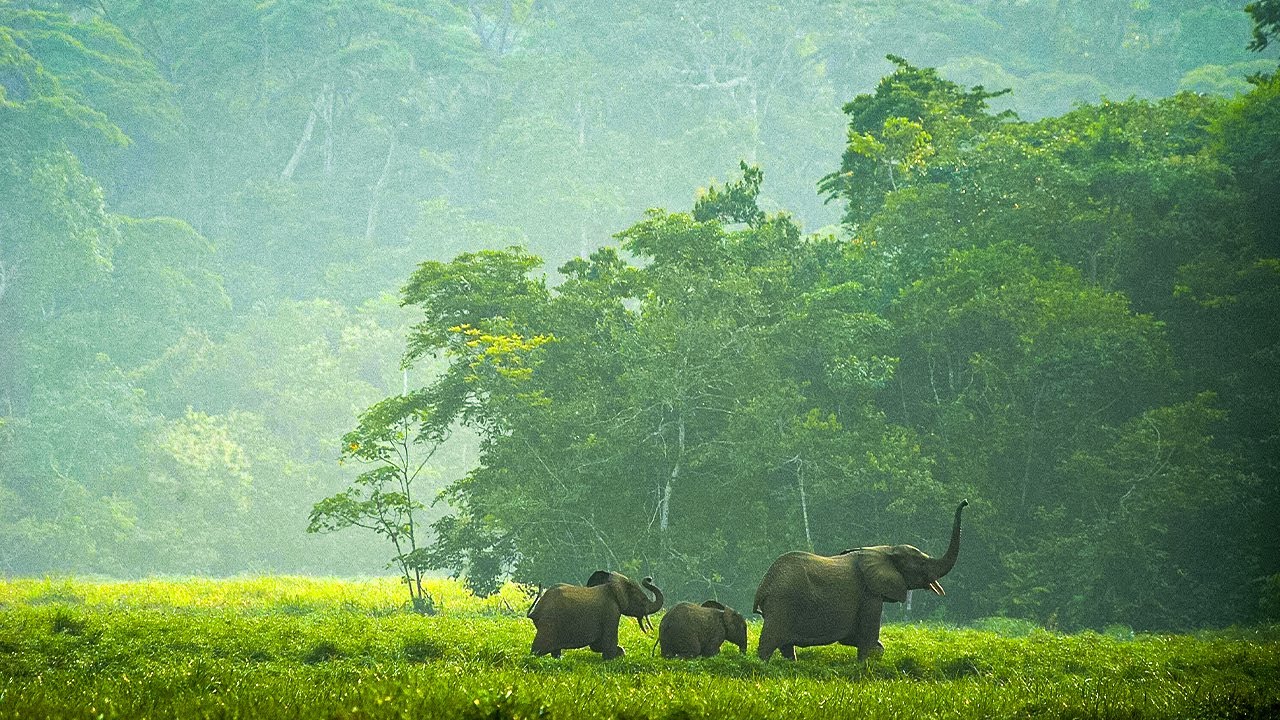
[0,574,535,615]
[2,576,1278,719]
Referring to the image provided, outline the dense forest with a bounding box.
[2,0,1277,632]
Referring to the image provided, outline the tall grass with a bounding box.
[0,575,533,615]
[2,576,1277,719]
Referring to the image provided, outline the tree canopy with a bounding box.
[391,59,1278,626]
[1,1,1276,629]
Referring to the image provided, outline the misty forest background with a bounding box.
[3,0,1279,633]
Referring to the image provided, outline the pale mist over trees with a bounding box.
[2,1,1277,631]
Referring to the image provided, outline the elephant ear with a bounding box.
[606,580,630,612]
[700,600,727,611]
[720,607,742,627]
[586,570,615,587]
[857,548,909,603]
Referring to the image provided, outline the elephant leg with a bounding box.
[595,636,624,659]
[779,644,797,661]
[596,619,623,660]
[854,597,885,661]
[533,641,564,659]
[856,645,883,662]
[757,625,779,661]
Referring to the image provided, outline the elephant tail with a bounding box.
[754,574,776,616]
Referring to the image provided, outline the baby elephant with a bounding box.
[658,600,748,659]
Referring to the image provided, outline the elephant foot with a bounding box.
[602,645,625,660]
[758,643,797,662]
[856,643,884,663]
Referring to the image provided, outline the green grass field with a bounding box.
[1,576,1277,719]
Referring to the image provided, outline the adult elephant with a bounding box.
[528,571,664,659]
[754,500,968,662]
[657,600,749,659]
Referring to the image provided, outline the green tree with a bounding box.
[1247,0,1280,52]
[0,355,155,574]
[819,55,1010,228]
[886,243,1173,620]
[394,167,947,609]
[1005,395,1254,629]
[310,393,450,612]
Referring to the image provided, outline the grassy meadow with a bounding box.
[1,576,1277,719]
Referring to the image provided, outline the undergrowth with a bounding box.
[1,576,1277,719]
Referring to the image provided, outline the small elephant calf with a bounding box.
[657,600,748,659]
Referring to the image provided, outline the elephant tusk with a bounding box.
[928,580,945,596]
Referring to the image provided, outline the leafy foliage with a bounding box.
[1247,0,1280,51]
[1,2,1276,637]
[310,393,446,612]
[383,60,1279,631]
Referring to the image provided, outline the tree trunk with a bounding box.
[797,461,812,550]
[660,416,684,533]
[321,87,335,177]
[365,134,396,243]
[0,258,11,307]
[280,84,331,180]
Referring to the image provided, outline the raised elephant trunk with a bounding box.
[924,500,968,591]
[636,576,665,632]
[641,577,665,614]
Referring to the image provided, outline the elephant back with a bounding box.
[754,551,856,615]
[528,583,593,621]
[754,551,811,614]
[527,583,571,619]
[659,601,700,628]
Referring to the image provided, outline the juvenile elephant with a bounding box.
[528,570,664,659]
[657,600,748,659]
[754,500,967,662]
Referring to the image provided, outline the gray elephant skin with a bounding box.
[753,500,968,661]
[528,570,664,659]
[657,600,748,659]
